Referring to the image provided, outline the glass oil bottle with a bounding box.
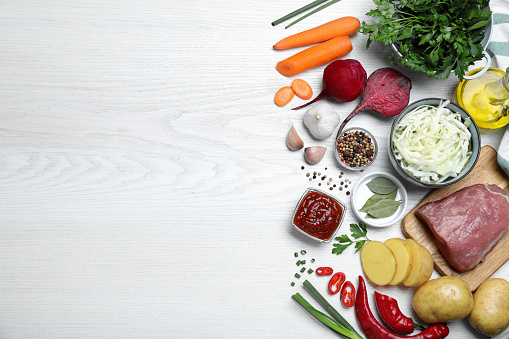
[455,67,509,129]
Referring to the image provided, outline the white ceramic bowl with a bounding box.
[351,172,408,228]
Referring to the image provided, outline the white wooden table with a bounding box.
[0,1,507,338]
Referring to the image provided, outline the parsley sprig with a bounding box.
[360,0,491,80]
[332,223,371,255]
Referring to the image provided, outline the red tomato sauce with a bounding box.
[293,190,343,241]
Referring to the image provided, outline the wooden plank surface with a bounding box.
[0,1,508,338]
[402,145,509,291]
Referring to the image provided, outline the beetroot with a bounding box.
[337,68,412,134]
[292,59,367,110]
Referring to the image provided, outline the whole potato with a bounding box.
[412,276,473,323]
[468,278,509,336]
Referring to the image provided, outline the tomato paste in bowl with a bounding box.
[292,188,346,242]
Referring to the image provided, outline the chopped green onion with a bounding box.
[285,0,343,29]
[300,267,306,273]
[271,0,328,26]
[301,250,307,255]
[291,282,295,287]
[296,260,301,266]
[294,252,299,257]
[303,280,364,339]
[301,260,306,265]
[311,258,316,263]
[295,273,301,279]
[308,269,314,274]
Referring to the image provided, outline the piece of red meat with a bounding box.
[415,184,509,273]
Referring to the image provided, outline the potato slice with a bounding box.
[385,238,412,285]
[403,239,433,287]
[361,240,396,286]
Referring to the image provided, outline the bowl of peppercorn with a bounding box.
[334,127,377,171]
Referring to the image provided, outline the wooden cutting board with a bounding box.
[402,145,509,291]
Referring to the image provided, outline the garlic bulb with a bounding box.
[304,146,327,164]
[286,125,304,150]
[303,102,341,139]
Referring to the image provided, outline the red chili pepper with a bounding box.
[355,276,450,339]
[328,272,345,294]
[374,291,426,334]
[340,281,355,307]
[315,267,333,276]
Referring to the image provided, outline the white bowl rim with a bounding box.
[351,172,408,228]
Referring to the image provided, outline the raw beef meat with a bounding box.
[415,184,509,272]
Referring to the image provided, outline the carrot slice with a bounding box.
[273,16,360,50]
[274,86,295,106]
[291,79,313,100]
[276,36,352,77]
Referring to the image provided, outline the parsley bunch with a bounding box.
[360,0,491,80]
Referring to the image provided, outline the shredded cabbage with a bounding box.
[392,100,472,184]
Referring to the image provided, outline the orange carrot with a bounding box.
[273,16,360,50]
[291,79,313,100]
[274,86,295,106]
[276,36,352,77]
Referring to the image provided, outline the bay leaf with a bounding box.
[366,177,398,195]
[366,199,403,219]
[359,190,398,212]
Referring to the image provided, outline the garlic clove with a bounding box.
[304,146,327,164]
[287,125,304,150]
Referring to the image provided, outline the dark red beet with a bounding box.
[336,68,412,135]
[292,59,367,110]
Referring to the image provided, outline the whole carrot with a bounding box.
[274,16,360,50]
[276,36,352,77]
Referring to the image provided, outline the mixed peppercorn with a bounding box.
[336,130,376,168]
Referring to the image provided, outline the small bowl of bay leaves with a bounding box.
[351,172,407,228]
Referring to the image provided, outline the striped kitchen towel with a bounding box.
[487,0,509,176]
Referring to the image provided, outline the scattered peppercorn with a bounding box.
[329,187,333,190]
[301,166,305,170]
[346,191,351,195]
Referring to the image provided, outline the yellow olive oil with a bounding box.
[455,67,509,129]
